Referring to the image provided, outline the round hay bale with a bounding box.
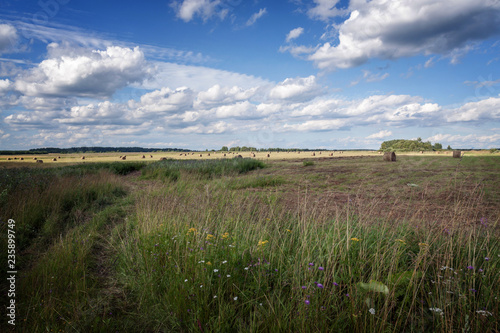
[383,152,396,162]
[33,157,37,160]
[7,157,11,160]
[150,155,153,158]
[160,157,167,160]
[453,150,462,158]
[81,156,85,160]
[199,154,203,157]
[267,154,270,158]
[329,153,333,156]
[20,157,24,161]
[52,158,57,161]
[121,156,126,160]
[312,152,315,156]
[208,153,210,156]
[235,155,243,158]
[13,157,17,160]
[420,151,424,154]
[36,159,43,163]
[224,153,226,157]
[142,155,145,159]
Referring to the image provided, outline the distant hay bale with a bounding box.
[119,156,122,159]
[52,158,57,161]
[121,156,126,160]
[142,155,145,159]
[312,152,315,156]
[81,156,85,160]
[33,157,37,160]
[20,157,24,161]
[58,156,61,159]
[224,153,226,157]
[36,159,43,163]
[160,157,167,160]
[7,157,11,160]
[453,150,462,158]
[383,152,396,162]
[13,157,17,160]
[199,154,203,157]
[329,153,333,156]
[235,155,243,158]
[267,154,270,158]
[420,151,424,154]
[150,155,153,158]
[208,153,210,156]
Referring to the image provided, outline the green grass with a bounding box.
[1,156,499,332]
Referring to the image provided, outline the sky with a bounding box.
[0,0,499,150]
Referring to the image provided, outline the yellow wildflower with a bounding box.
[206,234,215,241]
[258,240,269,247]
[286,229,291,233]
[418,242,429,247]
[206,261,212,265]
[222,232,230,239]
[187,228,197,235]
[350,237,361,242]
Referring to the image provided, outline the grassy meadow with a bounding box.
[0,153,499,332]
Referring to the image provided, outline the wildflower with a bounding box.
[222,260,227,264]
[206,262,212,265]
[200,285,203,288]
[396,239,406,244]
[184,279,188,282]
[227,275,231,277]
[470,289,477,293]
[213,295,217,298]
[369,308,375,315]
[333,282,339,287]
[318,266,324,271]
[286,229,291,233]
[350,238,361,242]
[302,286,307,289]
[222,232,229,239]
[308,263,314,266]
[479,268,483,272]
[214,269,218,272]
[234,297,238,301]
[485,257,490,261]
[244,267,249,270]
[206,234,215,241]
[258,240,269,247]
[418,242,429,247]
[467,266,474,270]
[187,228,197,234]
[429,308,444,316]
[316,283,324,289]
[304,300,310,305]
[476,310,493,317]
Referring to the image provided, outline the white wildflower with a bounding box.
[369,308,375,315]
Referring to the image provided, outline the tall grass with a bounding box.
[110,175,499,332]
[1,157,498,332]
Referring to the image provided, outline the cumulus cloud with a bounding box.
[366,130,392,139]
[286,27,304,42]
[446,96,500,122]
[132,87,194,114]
[306,0,500,70]
[246,8,267,26]
[308,0,345,21]
[0,24,17,54]
[14,45,151,98]
[426,133,500,148]
[195,84,258,108]
[269,75,324,101]
[0,79,12,94]
[283,119,348,132]
[173,0,228,22]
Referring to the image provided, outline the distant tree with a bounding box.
[221,146,228,151]
[489,148,498,153]
[447,145,452,150]
[434,143,443,150]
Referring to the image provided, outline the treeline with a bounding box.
[220,146,372,152]
[0,147,192,155]
[380,138,447,152]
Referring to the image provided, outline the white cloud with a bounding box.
[133,87,194,114]
[308,0,345,21]
[286,27,304,42]
[283,119,347,132]
[0,24,17,54]
[0,79,12,94]
[426,133,500,148]
[14,45,151,98]
[366,130,392,139]
[246,8,267,26]
[306,0,500,70]
[446,96,500,122]
[362,70,389,83]
[173,0,228,22]
[195,84,258,108]
[143,62,271,92]
[269,75,323,101]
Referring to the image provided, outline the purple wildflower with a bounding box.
[467,266,474,270]
[305,300,310,305]
[302,286,306,289]
[333,282,339,286]
[485,257,490,261]
[317,283,324,289]
[309,263,314,266]
[318,266,324,271]
[479,268,484,272]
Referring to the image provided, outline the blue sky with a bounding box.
[0,0,499,150]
